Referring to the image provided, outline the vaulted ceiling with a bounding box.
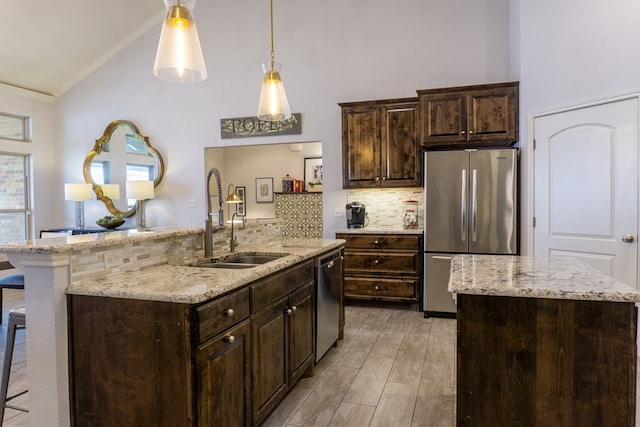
[0,0,164,98]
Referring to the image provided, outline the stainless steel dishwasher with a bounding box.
[315,248,342,363]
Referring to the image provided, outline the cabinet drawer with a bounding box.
[336,234,421,251]
[195,287,250,343]
[344,276,418,299]
[251,260,314,313]
[343,250,419,274]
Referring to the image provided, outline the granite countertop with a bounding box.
[449,254,640,303]
[67,238,345,304]
[0,226,202,253]
[334,227,423,235]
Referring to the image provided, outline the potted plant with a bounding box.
[307,181,322,192]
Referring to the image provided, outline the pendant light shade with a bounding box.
[257,62,291,122]
[153,0,207,83]
[257,0,291,121]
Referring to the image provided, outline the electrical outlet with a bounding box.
[187,198,197,207]
[334,207,344,217]
[104,251,123,268]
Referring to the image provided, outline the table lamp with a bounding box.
[126,181,154,230]
[64,183,93,229]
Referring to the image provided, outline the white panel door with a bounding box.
[534,98,639,289]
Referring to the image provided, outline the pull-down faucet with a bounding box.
[204,168,225,258]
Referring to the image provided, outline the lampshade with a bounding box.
[226,183,242,203]
[126,181,155,200]
[257,63,291,122]
[101,184,120,200]
[64,183,93,201]
[153,0,207,83]
[256,0,291,122]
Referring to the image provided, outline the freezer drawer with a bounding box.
[424,253,457,317]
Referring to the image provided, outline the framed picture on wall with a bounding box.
[255,177,274,203]
[235,186,246,216]
[304,157,323,188]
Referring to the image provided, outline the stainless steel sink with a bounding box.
[188,253,287,269]
[197,263,256,269]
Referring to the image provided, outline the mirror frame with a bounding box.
[83,120,165,217]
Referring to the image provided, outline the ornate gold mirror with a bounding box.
[83,120,165,217]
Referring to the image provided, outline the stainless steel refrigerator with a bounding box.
[423,148,518,317]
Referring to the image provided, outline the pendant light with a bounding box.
[153,0,207,82]
[257,0,291,122]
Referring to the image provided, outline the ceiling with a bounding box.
[0,0,165,98]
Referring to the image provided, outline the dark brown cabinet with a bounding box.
[457,294,637,426]
[418,81,519,148]
[336,233,422,306]
[69,256,322,427]
[251,262,315,426]
[340,98,421,188]
[196,319,251,427]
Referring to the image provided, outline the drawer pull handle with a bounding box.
[223,308,235,316]
[225,335,235,343]
[374,286,380,291]
[374,259,379,264]
[374,240,379,245]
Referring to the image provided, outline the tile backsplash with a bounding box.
[347,188,424,229]
[275,192,323,238]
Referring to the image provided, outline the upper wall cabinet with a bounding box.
[340,98,421,189]
[418,82,519,149]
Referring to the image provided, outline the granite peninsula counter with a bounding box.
[0,225,344,426]
[67,238,344,304]
[450,254,640,427]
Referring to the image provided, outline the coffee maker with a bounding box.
[346,202,366,228]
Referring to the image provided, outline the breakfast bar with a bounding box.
[450,255,640,427]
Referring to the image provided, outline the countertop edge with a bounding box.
[67,239,345,304]
[334,228,423,235]
[449,254,640,303]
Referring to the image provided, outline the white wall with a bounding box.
[51,0,513,237]
[518,0,640,253]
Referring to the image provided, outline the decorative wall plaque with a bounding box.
[220,113,302,139]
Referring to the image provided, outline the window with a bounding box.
[0,153,31,243]
[0,113,30,142]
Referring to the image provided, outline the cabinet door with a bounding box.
[196,319,251,427]
[252,297,289,425]
[288,282,315,383]
[467,85,518,143]
[381,101,422,187]
[341,104,382,188]
[420,91,467,147]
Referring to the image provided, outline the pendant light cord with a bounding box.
[269,0,275,70]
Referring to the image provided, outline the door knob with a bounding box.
[622,234,635,243]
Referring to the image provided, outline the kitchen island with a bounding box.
[450,255,640,427]
[0,226,343,426]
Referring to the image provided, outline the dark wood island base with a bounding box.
[456,294,637,427]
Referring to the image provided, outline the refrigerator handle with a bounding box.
[472,168,477,242]
[461,169,467,242]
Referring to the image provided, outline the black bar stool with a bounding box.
[0,307,28,424]
[0,274,25,325]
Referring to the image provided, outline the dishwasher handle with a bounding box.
[317,248,343,268]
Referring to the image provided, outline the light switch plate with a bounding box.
[334,208,344,217]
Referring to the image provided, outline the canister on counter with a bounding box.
[282,174,294,192]
[403,199,418,229]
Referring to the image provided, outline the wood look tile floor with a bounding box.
[262,304,456,427]
[1,291,639,426]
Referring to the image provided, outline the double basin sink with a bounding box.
[189,252,287,269]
